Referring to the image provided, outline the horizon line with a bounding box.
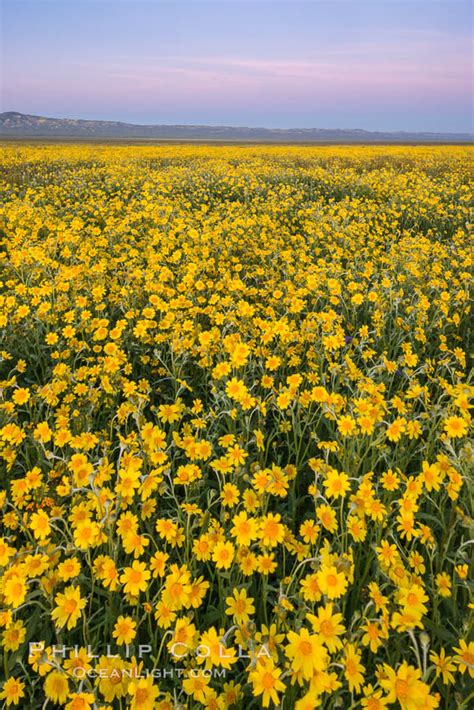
[1,110,473,136]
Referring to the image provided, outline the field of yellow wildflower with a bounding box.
[0,144,472,709]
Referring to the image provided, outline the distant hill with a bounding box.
[0,111,472,143]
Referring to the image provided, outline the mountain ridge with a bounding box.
[1,111,472,143]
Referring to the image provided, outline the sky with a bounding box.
[1,0,472,132]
